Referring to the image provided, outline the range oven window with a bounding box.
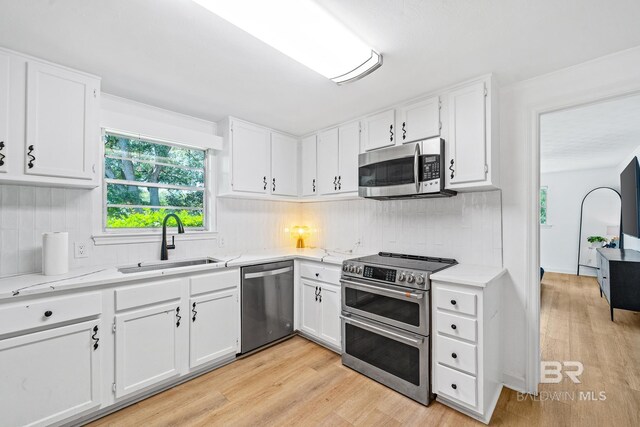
[344,287,420,326]
[345,323,420,385]
[359,157,416,187]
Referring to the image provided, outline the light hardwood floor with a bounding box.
[89,273,640,426]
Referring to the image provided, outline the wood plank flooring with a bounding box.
[89,273,640,426]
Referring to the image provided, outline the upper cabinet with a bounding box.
[445,77,498,191]
[361,109,395,152]
[230,119,270,194]
[397,96,440,144]
[271,132,298,196]
[300,135,317,197]
[0,48,100,188]
[317,122,360,195]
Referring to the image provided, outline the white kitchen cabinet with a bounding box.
[114,301,184,398]
[361,109,395,151]
[229,119,271,194]
[298,262,342,351]
[0,47,100,188]
[271,132,298,196]
[189,288,238,369]
[300,134,317,196]
[0,320,102,427]
[24,59,99,181]
[445,78,499,191]
[316,127,340,195]
[431,265,505,424]
[397,96,440,143]
[0,51,9,175]
[337,121,360,193]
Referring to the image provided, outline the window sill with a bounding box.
[92,231,218,246]
[540,224,553,228]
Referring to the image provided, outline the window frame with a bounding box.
[101,129,213,234]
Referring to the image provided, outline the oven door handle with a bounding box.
[414,142,421,193]
[341,314,424,346]
[340,278,424,300]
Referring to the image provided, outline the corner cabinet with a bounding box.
[444,77,499,191]
[0,47,100,188]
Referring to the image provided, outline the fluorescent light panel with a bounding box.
[193,0,382,84]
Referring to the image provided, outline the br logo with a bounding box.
[541,361,584,383]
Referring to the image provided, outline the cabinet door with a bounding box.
[271,132,298,196]
[0,51,8,175]
[24,60,99,180]
[231,120,270,193]
[316,128,339,195]
[398,96,440,143]
[0,320,101,427]
[189,289,238,369]
[300,135,317,196]
[337,121,360,193]
[448,82,487,185]
[361,109,395,151]
[300,279,320,336]
[319,283,342,349]
[115,302,182,398]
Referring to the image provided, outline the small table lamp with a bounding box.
[291,226,311,248]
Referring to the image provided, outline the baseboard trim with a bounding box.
[502,372,528,394]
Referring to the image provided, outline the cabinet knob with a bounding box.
[451,384,457,390]
[315,273,319,277]
[450,299,457,306]
[44,310,53,318]
[451,324,457,330]
[451,353,458,359]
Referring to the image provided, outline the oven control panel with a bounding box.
[342,262,428,289]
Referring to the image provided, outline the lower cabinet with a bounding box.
[114,302,184,399]
[189,288,239,369]
[298,266,342,351]
[0,320,101,427]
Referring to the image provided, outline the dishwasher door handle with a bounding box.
[244,266,293,279]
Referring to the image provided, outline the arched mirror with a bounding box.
[577,187,622,275]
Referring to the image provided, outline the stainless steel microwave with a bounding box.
[358,138,456,200]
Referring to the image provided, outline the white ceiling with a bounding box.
[1,0,640,135]
[541,94,640,173]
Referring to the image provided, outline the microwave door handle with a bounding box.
[414,143,421,193]
[340,278,424,299]
[341,314,424,346]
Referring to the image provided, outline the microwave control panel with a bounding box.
[421,155,440,181]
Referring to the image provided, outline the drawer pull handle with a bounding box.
[450,299,457,306]
[451,352,458,359]
[44,310,53,318]
[451,383,457,390]
[451,324,457,330]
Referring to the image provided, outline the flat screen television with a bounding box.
[620,156,640,238]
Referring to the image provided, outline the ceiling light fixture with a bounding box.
[193,0,382,84]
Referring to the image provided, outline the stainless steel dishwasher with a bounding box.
[241,260,294,354]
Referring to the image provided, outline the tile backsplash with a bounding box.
[0,184,502,278]
[301,191,503,267]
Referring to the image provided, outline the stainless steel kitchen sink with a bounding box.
[117,257,222,274]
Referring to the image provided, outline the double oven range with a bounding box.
[340,252,457,404]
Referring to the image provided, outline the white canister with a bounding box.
[42,232,69,276]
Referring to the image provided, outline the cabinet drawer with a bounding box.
[436,363,477,408]
[436,334,477,375]
[0,292,101,336]
[437,311,477,342]
[299,262,341,284]
[435,287,477,316]
[115,278,183,311]
[190,268,239,295]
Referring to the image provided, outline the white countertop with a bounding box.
[430,264,507,287]
[0,248,354,301]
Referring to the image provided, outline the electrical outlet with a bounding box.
[74,242,89,258]
[218,237,225,248]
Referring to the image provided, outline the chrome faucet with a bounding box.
[161,213,185,261]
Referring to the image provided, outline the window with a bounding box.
[104,132,207,230]
[540,186,548,225]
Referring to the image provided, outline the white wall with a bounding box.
[500,45,640,392]
[301,192,503,267]
[540,167,620,275]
